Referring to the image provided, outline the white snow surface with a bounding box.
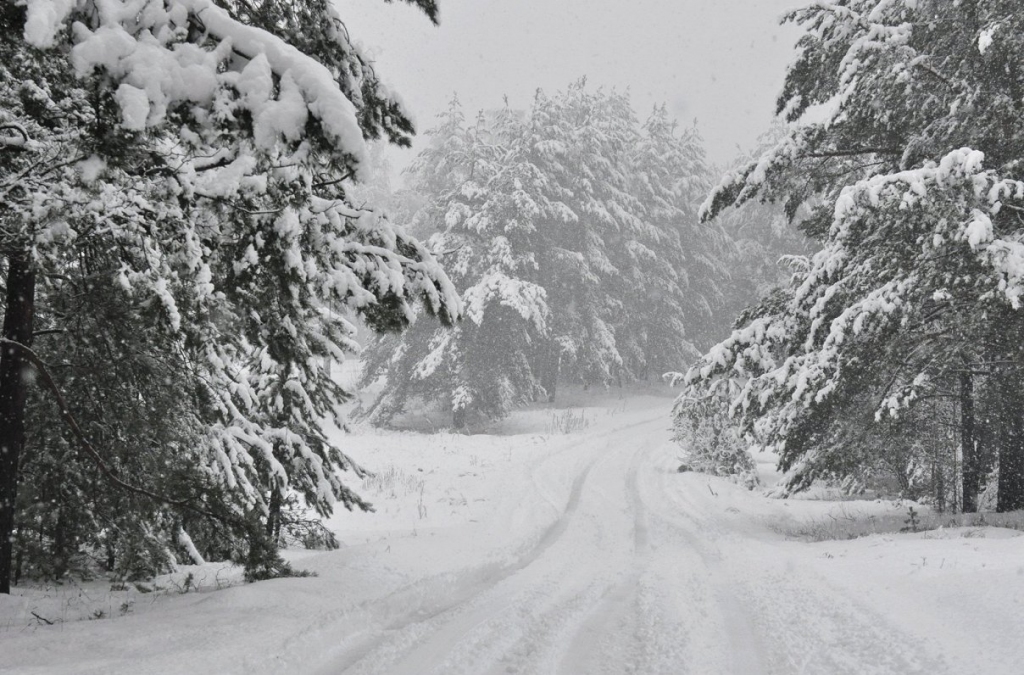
[2,394,1024,674]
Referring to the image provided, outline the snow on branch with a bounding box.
[183,0,367,168]
[48,0,369,172]
[0,122,30,150]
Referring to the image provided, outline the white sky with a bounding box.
[339,0,803,174]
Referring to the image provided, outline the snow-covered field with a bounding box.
[2,392,1023,674]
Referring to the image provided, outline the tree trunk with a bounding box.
[0,251,36,594]
[13,531,22,587]
[54,501,72,579]
[452,406,467,432]
[998,422,1024,512]
[266,486,282,543]
[540,341,560,403]
[995,370,1024,512]
[960,369,979,513]
[105,531,117,573]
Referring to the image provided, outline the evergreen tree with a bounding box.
[0,0,458,592]
[362,83,727,427]
[683,0,1024,510]
[524,83,643,388]
[629,106,724,368]
[710,126,817,338]
[360,100,548,428]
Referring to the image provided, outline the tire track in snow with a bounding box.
[554,439,681,675]
[474,435,658,675]
[369,427,655,675]
[629,443,651,556]
[323,459,599,675]
[645,447,947,675]
[640,451,774,673]
[319,414,663,675]
[556,497,642,670]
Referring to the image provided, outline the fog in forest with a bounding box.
[3,2,1024,674]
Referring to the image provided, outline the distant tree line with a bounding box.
[359,83,806,429]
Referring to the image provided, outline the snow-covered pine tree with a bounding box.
[521,82,642,389]
[360,99,549,428]
[683,0,1024,509]
[627,106,725,372]
[0,0,458,592]
[709,126,816,340]
[363,84,648,427]
[525,85,733,389]
[363,82,736,428]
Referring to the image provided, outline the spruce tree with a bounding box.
[360,100,548,428]
[683,0,1024,508]
[0,0,458,592]
[628,106,724,369]
[362,83,729,427]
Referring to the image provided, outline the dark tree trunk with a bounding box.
[998,419,1024,512]
[995,371,1024,512]
[540,341,560,403]
[53,501,68,580]
[960,369,980,513]
[0,251,36,594]
[266,486,282,542]
[933,460,946,513]
[105,532,117,573]
[452,406,467,432]
[13,531,22,587]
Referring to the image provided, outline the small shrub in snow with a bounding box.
[548,409,589,435]
[362,465,426,499]
[237,519,314,583]
[671,391,759,488]
[178,573,196,594]
[901,507,922,533]
[280,518,340,551]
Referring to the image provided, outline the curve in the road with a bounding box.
[321,414,664,675]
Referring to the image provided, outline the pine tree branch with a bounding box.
[193,191,284,216]
[431,244,465,258]
[913,61,956,91]
[873,334,945,411]
[798,147,902,159]
[312,170,354,190]
[191,154,236,173]
[0,338,235,526]
[0,123,29,151]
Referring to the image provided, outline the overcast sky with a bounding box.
[340,0,803,174]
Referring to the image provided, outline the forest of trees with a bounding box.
[0,0,458,592]
[682,0,1024,513]
[4,0,1024,596]
[357,85,803,429]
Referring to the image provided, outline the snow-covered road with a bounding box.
[314,409,939,675]
[3,397,1023,674]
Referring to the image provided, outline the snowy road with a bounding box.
[3,398,1022,674]
[311,411,942,675]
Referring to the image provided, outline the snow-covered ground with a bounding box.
[3,392,1023,674]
